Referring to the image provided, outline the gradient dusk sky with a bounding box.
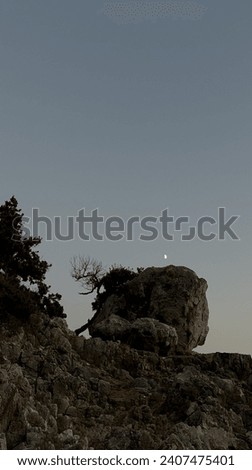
[1,0,251,354]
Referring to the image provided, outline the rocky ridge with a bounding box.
[0,266,252,450]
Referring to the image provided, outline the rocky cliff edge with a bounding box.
[0,266,252,450]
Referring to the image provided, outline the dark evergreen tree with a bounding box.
[0,196,48,283]
[0,196,65,319]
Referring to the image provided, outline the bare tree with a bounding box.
[70,255,105,295]
[70,256,106,335]
[71,256,143,336]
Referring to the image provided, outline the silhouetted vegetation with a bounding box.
[0,196,65,320]
[71,255,144,335]
[91,264,142,312]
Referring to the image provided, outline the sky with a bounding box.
[1,0,252,354]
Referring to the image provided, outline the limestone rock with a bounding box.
[0,265,252,450]
[126,318,178,355]
[91,314,131,341]
[0,433,7,450]
[89,265,209,353]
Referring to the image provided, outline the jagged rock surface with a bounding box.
[92,314,178,355]
[89,265,209,354]
[1,311,252,450]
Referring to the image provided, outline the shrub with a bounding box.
[71,256,144,334]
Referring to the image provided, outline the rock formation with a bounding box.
[0,265,252,450]
[89,265,209,354]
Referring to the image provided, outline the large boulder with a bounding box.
[91,314,178,355]
[127,318,178,355]
[89,265,209,354]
